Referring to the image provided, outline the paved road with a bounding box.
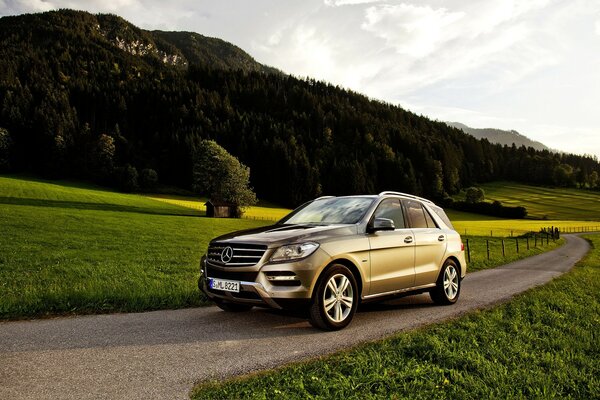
[0,234,590,399]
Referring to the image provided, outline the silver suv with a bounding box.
[199,191,466,330]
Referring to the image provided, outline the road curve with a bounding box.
[0,234,590,400]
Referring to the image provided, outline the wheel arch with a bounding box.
[442,256,462,278]
[312,258,364,301]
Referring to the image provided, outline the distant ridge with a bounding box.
[447,122,551,152]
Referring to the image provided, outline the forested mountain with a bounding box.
[447,122,551,152]
[1,10,598,207]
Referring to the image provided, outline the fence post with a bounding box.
[486,240,490,260]
[516,238,519,253]
[502,239,505,257]
[511,230,513,237]
[526,236,530,250]
[466,239,471,263]
[534,234,537,247]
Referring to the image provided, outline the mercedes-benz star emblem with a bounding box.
[221,246,234,264]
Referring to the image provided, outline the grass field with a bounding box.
[456,181,600,221]
[0,175,583,319]
[192,235,600,400]
[447,209,600,237]
[0,175,267,319]
[147,194,290,221]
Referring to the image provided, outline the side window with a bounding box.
[404,200,428,228]
[423,207,438,228]
[373,199,405,229]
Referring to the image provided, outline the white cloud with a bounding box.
[361,4,464,57]
[595,19,600,35]
[324,0,381,6]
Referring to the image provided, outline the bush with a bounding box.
[465,186,485,203]
[139,168,158,189]
[116,164,139,192]
[0,127,13,171]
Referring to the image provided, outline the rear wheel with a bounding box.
[214,298,254,312]
[430,259,461,305]
[309,265,358,331]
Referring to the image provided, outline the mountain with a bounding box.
[0,10,274,73]
[447,122,550,152]
[0,10,598,206]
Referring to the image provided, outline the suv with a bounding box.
[199,191,466,330]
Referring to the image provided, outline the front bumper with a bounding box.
[199,249,329,310]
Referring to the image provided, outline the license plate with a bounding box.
[209,278,240,293]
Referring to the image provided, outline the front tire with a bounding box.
[430,259,461,305]
[214,298,254,312]
[309,265,358,331]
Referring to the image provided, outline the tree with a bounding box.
[465,186,485,203]
[588,171,599,189]
[139,168,158,189]
[553,164,574,187]
[0,128,12,171]
[91,134,116,182]
[192,140,257,211]
[116,164,138,192]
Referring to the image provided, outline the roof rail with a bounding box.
[378,191,434,205]
[314,195,335,201]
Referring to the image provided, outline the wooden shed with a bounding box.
[205,200,236,218]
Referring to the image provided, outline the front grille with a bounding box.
[207,242,267,267]
[205,266,258,282]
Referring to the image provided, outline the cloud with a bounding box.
[361,4,464,57]
[324,0,381,6]
[595,19,600,35]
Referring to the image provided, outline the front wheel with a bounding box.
[309,265,358,331]
[214,298,254,312]
[430,259,461,305]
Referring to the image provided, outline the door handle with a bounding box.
[404,236,413,244]
[438,235,445,242]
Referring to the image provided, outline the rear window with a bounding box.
[405,200,428,229]
[431,205,454,229]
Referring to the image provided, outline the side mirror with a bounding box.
[370,218,395,232]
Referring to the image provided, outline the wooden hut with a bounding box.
[205,200,236,218]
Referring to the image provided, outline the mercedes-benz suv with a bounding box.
[199,191,466,330]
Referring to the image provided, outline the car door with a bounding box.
[367,198,415,295]
[403,200,448,287]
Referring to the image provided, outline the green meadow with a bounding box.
[0,175,266,319]
[457,181,600,221]
[0,175,588,319]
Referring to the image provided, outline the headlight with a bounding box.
[270,242,319,262]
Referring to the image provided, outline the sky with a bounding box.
[1,0,599,158]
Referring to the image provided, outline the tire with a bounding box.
[430,259,461,305]
[214,298,254,312]
[309,264,358,331]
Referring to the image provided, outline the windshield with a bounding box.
[281,197,374,225]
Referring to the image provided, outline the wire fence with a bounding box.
[464,231,559,263]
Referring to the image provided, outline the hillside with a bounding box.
[0,10,599,207]
[458,181,600,221]
[447,122,550,152]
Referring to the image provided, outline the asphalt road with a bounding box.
[0,234,590,400]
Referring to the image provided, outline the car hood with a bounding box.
[210,223,358,247]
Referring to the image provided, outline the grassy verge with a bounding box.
[192,235,599,400]
[0,175,268,319]
[465,235,564,272]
